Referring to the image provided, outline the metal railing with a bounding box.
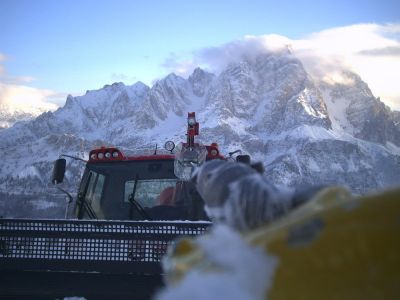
[0,218,210,274]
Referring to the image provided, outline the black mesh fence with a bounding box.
[0,218,210,274]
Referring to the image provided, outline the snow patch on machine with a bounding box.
[157,225,279,300]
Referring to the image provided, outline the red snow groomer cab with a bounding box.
[53,112,223,221]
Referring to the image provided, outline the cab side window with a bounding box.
[91,173,105,218]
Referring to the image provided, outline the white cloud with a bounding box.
[161,52,198,77]
[0,83,60,114]
[0,53,65,113]
[0,53,6,77]
[294,23,400,110]
[162,59,197,77]
[110,72,138,84]
[162,23,400,111]
[0,65,5,77]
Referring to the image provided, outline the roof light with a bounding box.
[210,149,218,156]
[88,147,124,162]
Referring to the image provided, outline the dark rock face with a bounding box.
[320,72,400,146]
[188,68,215,97]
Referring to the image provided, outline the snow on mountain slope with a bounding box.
[0,102,56,130]
[0,83,58,130]
[0,50,399,217]
[0,110,34,130]
[319,72,400,146]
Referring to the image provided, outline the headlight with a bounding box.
[112,151,119,158]
[98,152,104,159]
[105,152,111,158]
[210,149,218,156]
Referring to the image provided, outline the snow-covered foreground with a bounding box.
[156,225,278,300]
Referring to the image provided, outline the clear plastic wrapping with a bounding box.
[194,160,292,231]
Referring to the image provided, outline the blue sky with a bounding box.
[0,0,399,109]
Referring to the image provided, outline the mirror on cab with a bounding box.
[236,154,251,164]
[52,158,66,184]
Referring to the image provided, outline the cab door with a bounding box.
[76,170,106,219]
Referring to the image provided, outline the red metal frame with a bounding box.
[122,154,175,161]
[88,112,224,163]
[89,147,175,163]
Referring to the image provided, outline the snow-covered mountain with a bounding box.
[1,50,399,217]
[0,105,44,130]
[0,90,58,130]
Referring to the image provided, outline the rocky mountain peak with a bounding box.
[206,51,331,133]
[0,109,34,130]
[64,94,75,109]
[319,71,400,146]
[188,68,215,97]
[130,81,149,92]
[163,73,185,85]
[103,81,125,90]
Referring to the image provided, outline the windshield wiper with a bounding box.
[79,198,97,219]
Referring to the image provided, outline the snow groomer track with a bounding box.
[0,218,210,299]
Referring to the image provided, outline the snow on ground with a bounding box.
[264,124,339,142]
[141,90,207,143]
[32,199,59,210]
[386,142,400,156]
[156,225,278,300]
[288,125,337,140]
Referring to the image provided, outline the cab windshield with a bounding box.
[124,178,178,207]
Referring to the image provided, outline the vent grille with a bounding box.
[0,219,210,274]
